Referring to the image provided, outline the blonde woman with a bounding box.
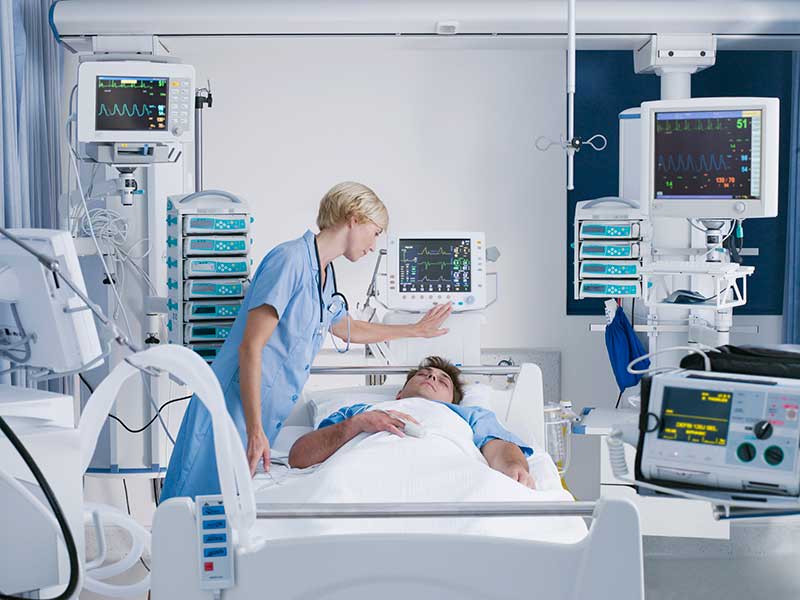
[162,182,451,500]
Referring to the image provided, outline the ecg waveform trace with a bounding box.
[95,76,168,132]
[653,111,759,200]
[398,239,471,293]
[657,153,730,174]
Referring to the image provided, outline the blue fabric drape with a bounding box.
[1,0,62,230]
[605,306,649,393]
[1,0,63,388]
[784,53,800,344]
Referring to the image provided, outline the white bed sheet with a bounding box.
[256,398,587,544]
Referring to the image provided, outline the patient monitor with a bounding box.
[383,232,487,366]
[386,232,486,312]
[641,97,779,219]
[76,59,195,167]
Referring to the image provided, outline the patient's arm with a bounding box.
[481,439,535,489]
[288,410,417,469]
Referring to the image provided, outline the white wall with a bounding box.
[164,36,625,407]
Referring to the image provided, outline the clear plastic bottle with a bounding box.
[544,401,578,475]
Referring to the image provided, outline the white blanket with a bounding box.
[253,398,587,543]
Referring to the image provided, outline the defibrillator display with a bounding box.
[658,386,733,446]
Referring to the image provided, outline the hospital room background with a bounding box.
[72,39,796,598]
[3,2,800,598]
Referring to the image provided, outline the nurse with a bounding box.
[161,182,452,500]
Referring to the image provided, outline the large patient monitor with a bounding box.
[641,97,779,219]
[386,232,486,312]
[77,60,195,144]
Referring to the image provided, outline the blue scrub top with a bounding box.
[161,230,347,500]
[319,402,533,456]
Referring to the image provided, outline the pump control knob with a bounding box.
[172,126,183,136]
[734,201,746,213]
[754,420,773,440]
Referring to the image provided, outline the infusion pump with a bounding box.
[638,370,800,496]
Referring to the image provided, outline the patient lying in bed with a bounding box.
[289,356,535,488]
[255,357,586,542]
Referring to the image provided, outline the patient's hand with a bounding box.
[499,463,536,489]
[355,410,419,438]
[481,439,536,489]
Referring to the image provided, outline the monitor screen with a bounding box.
[653,109,762,200]
[658,386,733,446]
[398,238,471,293]
[95,76,169,131]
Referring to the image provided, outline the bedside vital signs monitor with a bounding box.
[641,97,779,219]
[387,232,486,312]
[77,60,195,145]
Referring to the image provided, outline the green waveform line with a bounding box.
[97,103,159,118]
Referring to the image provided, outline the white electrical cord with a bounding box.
[68,150,134,340]
[627,345,711,376]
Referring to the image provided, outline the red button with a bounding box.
[204,562,214,572]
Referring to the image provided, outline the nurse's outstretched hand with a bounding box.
[413,303,452,338]
[247,427,271,476]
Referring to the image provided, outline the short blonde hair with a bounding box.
[316,182,389,231]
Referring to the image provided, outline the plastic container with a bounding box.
[544,401,578,475]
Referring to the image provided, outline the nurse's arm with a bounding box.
[239,304,280,475]
[331,303,452,343]
[288,410,413,468]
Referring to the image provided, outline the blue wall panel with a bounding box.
[567,51,792,316]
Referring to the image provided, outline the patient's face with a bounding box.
[397,367,455,404]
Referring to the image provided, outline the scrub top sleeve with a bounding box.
[330,300,348,326]
[247,246,304,318]
[318,403,373,429]
[467,406,534,457]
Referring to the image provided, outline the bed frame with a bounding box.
[150,364,644,599]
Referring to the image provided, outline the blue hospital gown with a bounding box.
[319,402,533,456]
[161,230,347,500]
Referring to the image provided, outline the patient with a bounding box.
[289,356,535,488]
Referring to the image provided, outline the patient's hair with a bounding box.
[316,181,389,231]
[405,356,464,405]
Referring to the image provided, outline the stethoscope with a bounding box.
[313,236,351,353]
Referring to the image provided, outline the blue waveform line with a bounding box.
[97,103,157,118]
[657,153,731,174]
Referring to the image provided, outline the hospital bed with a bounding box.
[151,364,644,599]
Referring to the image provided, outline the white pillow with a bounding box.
[307,385,401,428]
[459,382,494,412]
